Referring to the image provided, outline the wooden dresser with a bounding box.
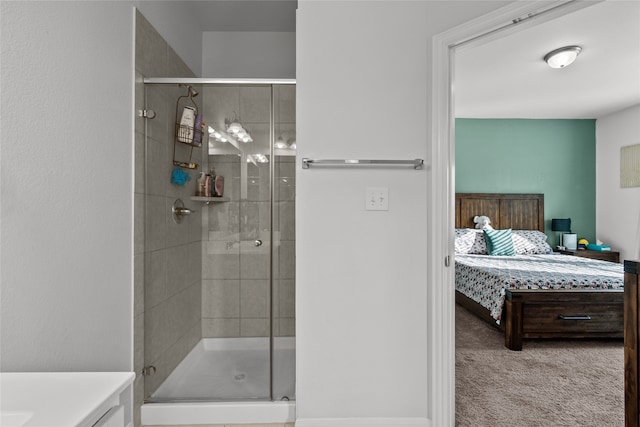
[558,248,620,263]
[625,260,640,426]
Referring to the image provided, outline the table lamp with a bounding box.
[551,218,571,250]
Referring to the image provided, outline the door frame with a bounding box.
[428,1,599,424]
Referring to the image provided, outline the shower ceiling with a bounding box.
[188,1,297,32]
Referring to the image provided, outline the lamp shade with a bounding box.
[551,218,571,232]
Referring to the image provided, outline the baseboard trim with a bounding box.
[295,417,429,427]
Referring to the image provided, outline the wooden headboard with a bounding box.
[455,193,545,232]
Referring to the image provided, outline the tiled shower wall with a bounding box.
[134,10,203,425]
[201,86,296,338]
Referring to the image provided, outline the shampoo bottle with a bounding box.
[196,172,206,196]
[214,175,224,197]
[204,174,212,197]
[193,114,203,146]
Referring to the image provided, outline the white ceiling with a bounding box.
[455,1,640,119]
[185,1,639,119]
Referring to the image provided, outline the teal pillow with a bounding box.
[483,229,516,256]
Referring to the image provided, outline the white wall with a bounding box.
[202,32,295,78]
[596,104,640,262]
[295,1,507,425]
[0,1,134,371]
[0,1,199,372]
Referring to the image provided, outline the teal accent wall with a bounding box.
[455,119,596,245]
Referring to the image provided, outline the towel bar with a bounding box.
[302,158,424,170]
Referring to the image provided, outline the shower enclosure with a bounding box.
[140,80,296,406]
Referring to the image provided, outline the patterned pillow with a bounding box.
[511,230,553,255]
[454,228,487,254]
[483,228,516,256]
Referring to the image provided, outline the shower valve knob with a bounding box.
[172,199,195,224]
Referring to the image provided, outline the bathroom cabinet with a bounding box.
[0,372,134,427]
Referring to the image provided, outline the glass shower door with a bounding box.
[205,84,296,401]
[140,82,295,403]
[272,84,296,400]
[204,85,273,400]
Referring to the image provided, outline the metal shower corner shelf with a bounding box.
[302,158,424,170]
[191,196,230,204]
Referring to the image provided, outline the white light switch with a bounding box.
[365,187,389,211]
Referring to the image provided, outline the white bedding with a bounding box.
[455,253,624,324]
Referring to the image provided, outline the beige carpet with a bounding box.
[455,303,624,427]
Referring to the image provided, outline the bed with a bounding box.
[455,193,625,350]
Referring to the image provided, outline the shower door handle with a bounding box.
[255,240,263,247]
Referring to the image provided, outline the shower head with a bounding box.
[179,84,199,98]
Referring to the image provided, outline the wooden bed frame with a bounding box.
[455,193,624,351]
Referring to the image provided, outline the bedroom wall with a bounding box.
[596,104,640,263]
[455,118,596,245]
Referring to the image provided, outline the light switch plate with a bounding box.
[365,187,389,211]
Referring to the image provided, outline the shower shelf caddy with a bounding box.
[173,85,206,170]
[190,196,230,205]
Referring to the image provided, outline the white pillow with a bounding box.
[511,230,553,254]
[454,228,487,254]
[455,228,553,255]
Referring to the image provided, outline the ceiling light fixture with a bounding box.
[246,154,269,165]
[543,45,582,69]
[224,116,253,143]
[274,136,288,149]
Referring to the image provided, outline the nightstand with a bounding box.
[557,248,620,263]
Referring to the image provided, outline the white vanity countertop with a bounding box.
[0,372,135,427]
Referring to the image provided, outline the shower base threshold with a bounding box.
[146,396,293,403]
[150,337,295,401]
[141,400,295,425]
[143,337,296,425]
